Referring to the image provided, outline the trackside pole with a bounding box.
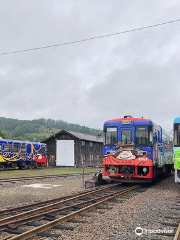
[82,165,85,188]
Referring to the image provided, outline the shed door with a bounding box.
[56,140,74,166]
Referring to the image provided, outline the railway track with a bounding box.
[0,183,117,216]
[0,183,139,240]
[0,173,90,184]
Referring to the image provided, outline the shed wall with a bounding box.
[44,132,103,167]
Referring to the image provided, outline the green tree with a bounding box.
[0,128,7,139]
[13,127,24,138]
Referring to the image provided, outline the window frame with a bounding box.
[0,144,2,153]
[90,154,94,162]
[121,129,132,144]
[12,144,20,153]
[174,123,180,147]
[135,126,153,147]
[4,143,11,153]
[20,145,27,154]
[104,126,118,146]
[81,141,86,146]
[81,154,86,161]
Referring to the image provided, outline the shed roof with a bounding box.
[42,130,103,143]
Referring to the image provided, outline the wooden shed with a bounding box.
[42,130,103,167]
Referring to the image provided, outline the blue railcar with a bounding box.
[0,139,47,169]
[103,116,173,183]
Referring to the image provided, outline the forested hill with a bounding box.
[0,117,102,142]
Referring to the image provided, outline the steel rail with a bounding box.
[0,173,90,183]
[6,185,138,240]
[0,184,120,227]
[0,175,64,182]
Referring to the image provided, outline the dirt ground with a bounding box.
[0,174,94,208]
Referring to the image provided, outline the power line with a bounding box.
[1,18,180,56]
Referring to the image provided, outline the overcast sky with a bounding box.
[0,1,180,131]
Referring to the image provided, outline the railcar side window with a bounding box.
[4,144,11,153]
[21,145,27,153]
[136,126,149,146]
[0,144,2,153]
[12,144,19,153]
[105,127,117,145]
[174,124,180,147]
[34,145,40,150]
[149,128,153,145]
[121,129,132,144]
[174,129,178,146]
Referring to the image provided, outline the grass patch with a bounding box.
[0,167,103,178]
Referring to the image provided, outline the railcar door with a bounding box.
[154,130,161,165]
[116,126,135,160]
[119,127,135,145]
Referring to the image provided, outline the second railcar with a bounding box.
[173,117,180,183]
[0,139,47,169]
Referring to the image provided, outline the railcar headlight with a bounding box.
[143,167,148,173]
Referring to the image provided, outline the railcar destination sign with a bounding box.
[122,120,132,124]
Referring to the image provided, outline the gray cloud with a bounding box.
[0,0,180,131]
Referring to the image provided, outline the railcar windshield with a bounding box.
[105,127,117,145]
[135,126,153,146]
[174,124,180,147]
[121,129,132,144]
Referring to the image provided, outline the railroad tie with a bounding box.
[67,219,87,223]
[44,213,56,221]
[53,225,74,231]
[96,206,113,210]
[110,199,124,203]
[160,222,179,228]
[155,231,175,237]
[90,209,104,214]
[58,211,72,216]
[79,213,96,217]
[26,221,43,227]
[37,232,62,238]
[6,228,25,235]
[165,216,180,220]
[171,207,180,210]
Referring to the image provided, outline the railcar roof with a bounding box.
[0,139,46,146]
[104,117,167,133]
[174,117,180,123]
[106,117,150,123]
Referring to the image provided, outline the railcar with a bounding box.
[0,139,47,169]
[173,117,180,183]
[103,116,173,183]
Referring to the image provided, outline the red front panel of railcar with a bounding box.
[34,155,47,167]
[103,155,154,180]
